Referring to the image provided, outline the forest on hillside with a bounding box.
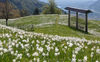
[0,0,62,26]
[0,0,46,14]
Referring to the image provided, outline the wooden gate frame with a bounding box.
[65,7,92,33]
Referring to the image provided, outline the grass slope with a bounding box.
[0,15,100,41]
[0,15,100,62]
[0,24,100,62]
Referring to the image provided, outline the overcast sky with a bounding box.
[39,0,97,2]
[41,0,97,1]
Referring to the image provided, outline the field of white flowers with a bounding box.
[0,24,100,62]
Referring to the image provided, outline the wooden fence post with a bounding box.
[76,12,78,29]
[68,10,70,26]
[85,13,88,32]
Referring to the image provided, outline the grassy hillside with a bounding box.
[0,18,100,62]
[0,15,100,41]
[0,0,46,14]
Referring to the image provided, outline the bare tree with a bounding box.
[5,0,9,26]
[0,2,20,20]
[3,0,12,26]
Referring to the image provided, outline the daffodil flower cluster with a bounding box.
[0,24,100,62]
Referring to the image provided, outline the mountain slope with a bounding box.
[89,0,100,12]
[0,0,46,14]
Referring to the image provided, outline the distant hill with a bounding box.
[89,0,100,12]
[0,0,46,14]
[40,0,95,11]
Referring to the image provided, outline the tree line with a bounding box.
[0,0,62,26]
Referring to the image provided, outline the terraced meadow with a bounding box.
[0,15,100,40]
[0,15,100,62]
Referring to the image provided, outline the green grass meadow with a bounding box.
[0,15,100,41]
[0,15,100,62]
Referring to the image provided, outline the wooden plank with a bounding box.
[68,10,70,26]
[65,7,92,13]
[78,26,84,29]
[76,12,78,29]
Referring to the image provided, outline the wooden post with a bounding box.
[85,13,88,32]
[76,12,78,29]
[68,10,70,26]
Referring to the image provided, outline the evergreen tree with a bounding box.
[33,7,39,15]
